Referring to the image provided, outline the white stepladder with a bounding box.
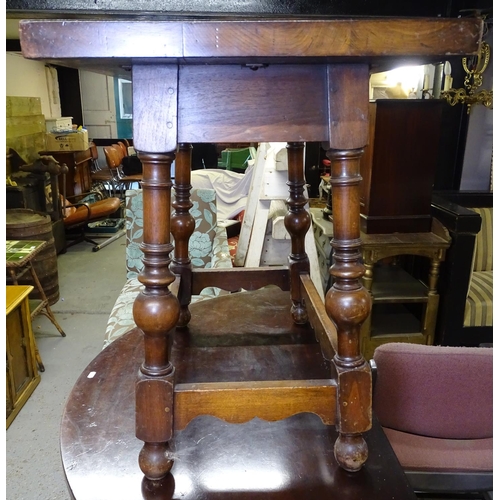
[234,142,324,300]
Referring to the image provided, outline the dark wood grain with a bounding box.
[20,18,482,63]
[178,65,327,143]
[133,65,178,153]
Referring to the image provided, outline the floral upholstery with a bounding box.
[125,188,219,279]
[104,188,232,348]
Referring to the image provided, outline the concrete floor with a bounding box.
[6,234,128,500]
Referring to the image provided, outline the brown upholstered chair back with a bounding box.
[373,342,493,440]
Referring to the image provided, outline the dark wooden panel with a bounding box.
[359,100,444,233]
[178,64,328,143]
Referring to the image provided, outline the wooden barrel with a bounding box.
[6,209,60,305]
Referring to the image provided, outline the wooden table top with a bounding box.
[19,17,482,77]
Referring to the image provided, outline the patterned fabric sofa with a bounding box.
[104,188,232,348]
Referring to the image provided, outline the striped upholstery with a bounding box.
[464,207,493,327]
[464,270,493,327]
[472,207,493,272]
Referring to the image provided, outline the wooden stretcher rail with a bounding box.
[191,266,290,295]
[174,379,337,430]
[300,274,338,359]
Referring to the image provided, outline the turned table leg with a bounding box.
[326,148,372,472]
[134,152,179,480]
[285,141,310,324]
[322,64,372,472]
[171,143,195,328]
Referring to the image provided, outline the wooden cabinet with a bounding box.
[359,100,443,234]
[6,285,40,429]
[39,148,93,197]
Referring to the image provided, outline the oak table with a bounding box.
[19,15,483,497]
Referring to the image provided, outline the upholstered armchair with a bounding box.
[431,192,493,347]
[372,342,493,497]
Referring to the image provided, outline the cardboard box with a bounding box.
[45,116,73,132]
[45,129,89,152]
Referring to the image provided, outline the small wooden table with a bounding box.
[61,305,418,500]
[6,240,66,371]
[19,13,483,492]
[6,285,40,429]
[311,210,451,358]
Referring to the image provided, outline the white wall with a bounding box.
[6,52,61,119]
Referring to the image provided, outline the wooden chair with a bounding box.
[89,141,119,197]
[372,342,493,498]
[116,141,128,158]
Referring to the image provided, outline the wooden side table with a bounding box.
[6,285,41,429]
[360,219,451,359]
[311,210,451,359]
[6,240,66,371]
